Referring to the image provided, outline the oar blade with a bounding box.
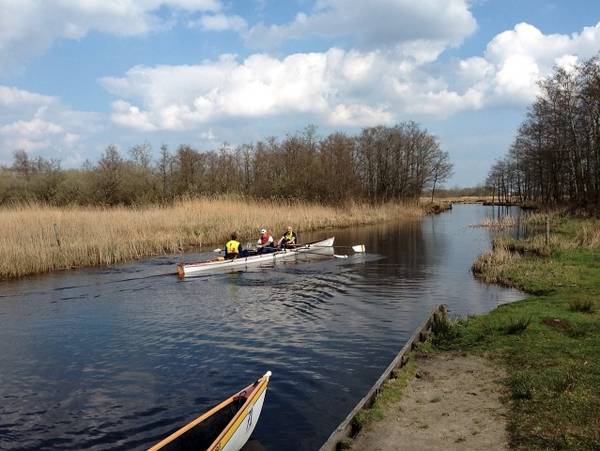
[352,244,366,253]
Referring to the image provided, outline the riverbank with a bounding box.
[0,197,441,280]
[422,195,493,204]
[350,351,509,450]
[349,216,599,450]
[466,216,600,450]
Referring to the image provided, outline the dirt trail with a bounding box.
[351,353,509,451]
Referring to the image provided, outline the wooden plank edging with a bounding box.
[318,305,447,451]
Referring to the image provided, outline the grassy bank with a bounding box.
[0,197,425,279]
[441,216,600,450]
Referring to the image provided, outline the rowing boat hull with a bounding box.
[219,383,267,451]
[149,371,271,451]
[177,237,335,277]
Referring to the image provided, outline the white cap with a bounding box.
[260,228,267,233]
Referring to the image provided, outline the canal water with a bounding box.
[0,204,523,450]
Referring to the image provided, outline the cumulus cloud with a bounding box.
[99,20,600,134]
[0,85,103,165]
[101,49,394,130]
[245,0,477,56]
[190,13,247,32]
[0,85,55,109]
[101,46,485,131]
[483,22,600,102]
[0,0,221,71]
[328,104,393,127]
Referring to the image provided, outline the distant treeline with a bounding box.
[432,186,490,198]
[0,123,452,206]
[487,54,600,207]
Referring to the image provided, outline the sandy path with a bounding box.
[351,353,509,451]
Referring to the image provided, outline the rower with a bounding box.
[225,233,242,259]
[257,228,276,254]
[277,225,297,249]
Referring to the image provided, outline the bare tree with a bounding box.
[487,53,600,208]
[430,150,453,201]
[95,145,124,205]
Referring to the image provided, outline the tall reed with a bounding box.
[0,197,423,279]
[471,216,518,229]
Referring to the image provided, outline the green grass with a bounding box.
[441,219,600,450]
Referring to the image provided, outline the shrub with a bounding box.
[568,299,594,313]
[509,373,534,400]
[431,309,460,346]
[550,370,577,394]
[502,316,532,335]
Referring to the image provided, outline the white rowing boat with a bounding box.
[177,237,335,277]
[149,371,271,451]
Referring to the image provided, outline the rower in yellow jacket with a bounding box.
[225,233,242,259]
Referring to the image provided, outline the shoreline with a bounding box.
[327,214,600,450]
[0,198,451,281]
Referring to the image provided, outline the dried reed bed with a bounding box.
[471,216,518,229]
[576,223,600,247]
[0,197,423,279]
[471,245,519,284]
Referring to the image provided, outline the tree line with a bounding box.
[0,123,452,206]
[487,54,600,207]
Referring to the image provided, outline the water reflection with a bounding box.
[0,205,523,450]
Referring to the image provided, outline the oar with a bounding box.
[294,249,349,259]
[306,243,366,253]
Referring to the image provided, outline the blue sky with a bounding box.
[1,0,600,186]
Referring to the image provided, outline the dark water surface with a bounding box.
[0,204,523,450]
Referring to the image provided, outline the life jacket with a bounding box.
[283,231,295,242]
[259,233,272,245]
[225,240,240,254]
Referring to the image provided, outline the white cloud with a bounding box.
[482,21,600,102]
[0,117,64,137]
[0,85,103,165]
[100,43,496,131]
[7,2,592,134]
[0,0,222,71]
[101,51,334,129]
[100,20,600,134]
[110,100,158,132]
[0,85,54,108]
[493,54,540,99]
[190,13,247,32]
[245,0,477,56]
[406,88,484,117]
[328,104,393,126]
